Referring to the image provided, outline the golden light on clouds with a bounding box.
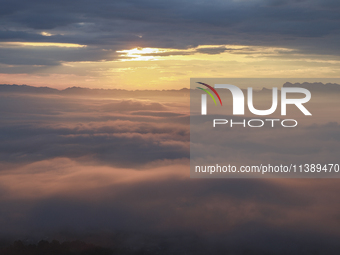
[0,158,188,199]
[1,43,340,90]
[0,42,86,48]
[117,47,162,61]
[40,31,53,36]
[116,45,295,62]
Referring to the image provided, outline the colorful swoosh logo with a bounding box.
[196,82,223,106]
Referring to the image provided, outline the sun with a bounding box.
[117,47,162,61]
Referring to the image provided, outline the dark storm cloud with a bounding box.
[0,30,43,40]
[196,47,229,55]
[1,0,340,66]
[0,46,114,66]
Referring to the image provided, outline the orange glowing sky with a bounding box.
[1,42,340,90]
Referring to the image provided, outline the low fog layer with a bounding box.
[0,83,339,254]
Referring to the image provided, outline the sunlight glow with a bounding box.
[116,45,295,62]
[40,32,53,37]
[117,47,162,61]
[1,43,339,90]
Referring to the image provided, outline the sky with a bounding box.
[1,0,340,89]
[1,0,340,254]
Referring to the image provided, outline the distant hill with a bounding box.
[0,84,59,94]
[0,83,339,97]
[0,84,190,98]
[283,82,340,92]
